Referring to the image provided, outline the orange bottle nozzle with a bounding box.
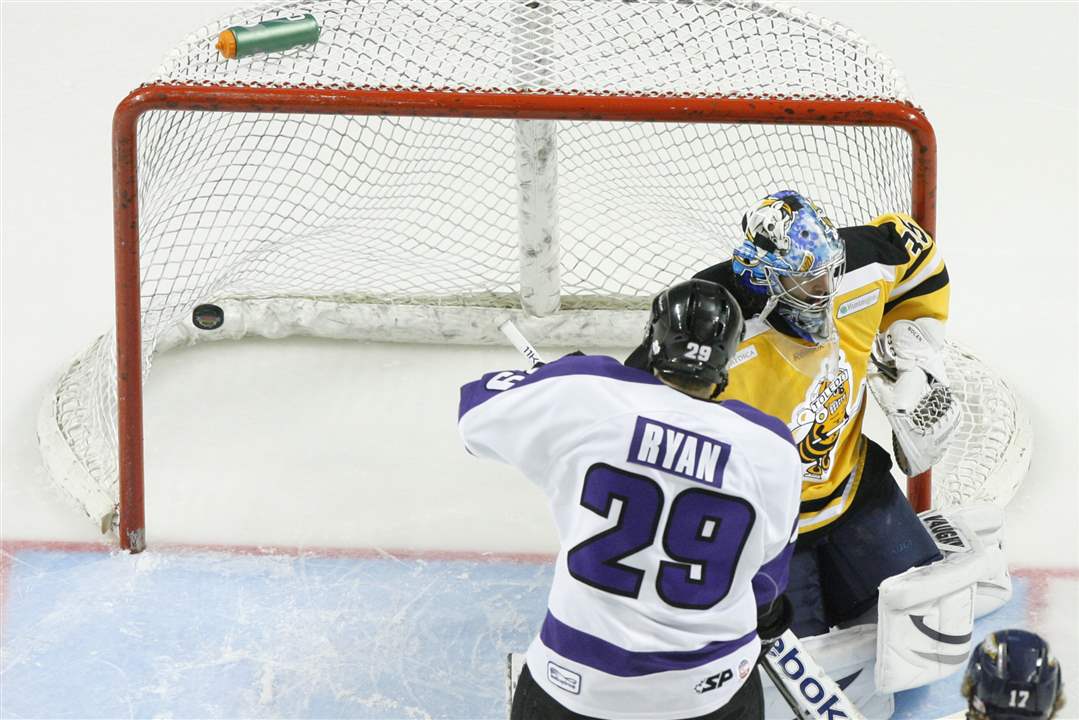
[216,30,237,59]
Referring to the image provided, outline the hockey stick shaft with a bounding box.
[760,659,815,720]
[498,319,545,367]
[762,630,865,719]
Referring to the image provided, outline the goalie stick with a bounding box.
[760,630,865,720]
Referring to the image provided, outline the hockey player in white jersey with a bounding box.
[459,280,802,720]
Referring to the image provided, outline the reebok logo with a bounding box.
[694,668,733,694]
[768,639,850,719]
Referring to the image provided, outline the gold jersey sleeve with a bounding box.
[717,214,950,534]
[864,213,950,329]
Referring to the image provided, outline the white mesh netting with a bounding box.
[38,0,1029,532]
[151,0,912,99]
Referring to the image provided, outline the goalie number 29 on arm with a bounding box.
[567,463,755,610]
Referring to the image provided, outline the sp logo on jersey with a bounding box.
[694,668,733,694]
[791,351,858,483]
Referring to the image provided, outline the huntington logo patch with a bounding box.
[836,289,880,318]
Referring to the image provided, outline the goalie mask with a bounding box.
[732,190,845,345]
[962,629,1065,720]
[646,279,744,397]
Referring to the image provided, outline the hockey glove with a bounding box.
[757,594,793,654]
[867,318,960,476]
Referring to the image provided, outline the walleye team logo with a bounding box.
[791,352,857,483]
[743,196,795,255]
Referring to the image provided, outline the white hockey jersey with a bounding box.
[459,354,802,719]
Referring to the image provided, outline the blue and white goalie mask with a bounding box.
[732,190,845,344]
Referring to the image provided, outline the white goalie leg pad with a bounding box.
[762,625,894,719]
[942,504,1011,617]
[876,513,992,692]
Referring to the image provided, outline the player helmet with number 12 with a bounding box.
[646,279,744,398]
[962,629,1065,719]
[732,190,845,344]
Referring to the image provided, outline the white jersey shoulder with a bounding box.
[459,354,795,489]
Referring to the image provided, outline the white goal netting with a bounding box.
[38,0,1030,534]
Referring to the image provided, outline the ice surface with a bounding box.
[1,545,552,718]
[2,546,1076,718]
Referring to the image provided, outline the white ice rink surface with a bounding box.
[2,1,1077,718]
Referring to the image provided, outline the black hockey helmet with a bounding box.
[962,629,1065,719]
[646,280,744,395]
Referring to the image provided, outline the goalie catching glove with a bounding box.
[867,318,960,476]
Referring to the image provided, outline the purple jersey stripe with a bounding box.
[752,541,795,607]
[539,611,756,677]
[458,354,661,420]
[719,399,794,446]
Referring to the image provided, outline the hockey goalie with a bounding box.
[625,190,1012,716]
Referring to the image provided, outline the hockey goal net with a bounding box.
[38,0,1030,551]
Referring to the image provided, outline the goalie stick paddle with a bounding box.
[761,630,865,720]
[498,319,545,368]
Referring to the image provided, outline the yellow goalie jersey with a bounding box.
[695,214,949,533]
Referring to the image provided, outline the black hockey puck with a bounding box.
[192,303,225,330]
